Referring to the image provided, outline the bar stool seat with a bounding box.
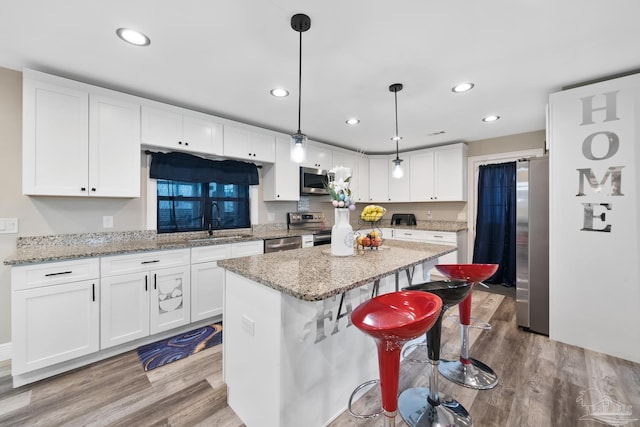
[435,264,499,390]
[398,280,474,427]
[350,290,442,427]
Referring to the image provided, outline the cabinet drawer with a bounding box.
[422,231,456,245]
[12,258,100,291]
[191,244,232,264]
[231,240,263,257]
[101,249,190,277]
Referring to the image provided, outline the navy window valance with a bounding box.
[150,152,259,185]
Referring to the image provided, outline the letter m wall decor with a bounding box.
[548,73,640,363]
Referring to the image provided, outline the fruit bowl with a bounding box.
[357,229,383,249]
[360,205,386,222]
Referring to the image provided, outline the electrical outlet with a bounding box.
[267,212,275,222]
[242,315,255,336]
[457,212,466,221]
[103,216,114,228]
[427,210,432,219]
[0,218,18,234]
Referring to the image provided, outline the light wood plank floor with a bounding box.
[1,290,638,427]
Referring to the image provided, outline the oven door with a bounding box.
[313,232,332,246]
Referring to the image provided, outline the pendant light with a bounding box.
[390,83,404,179]
[290,14,311,164]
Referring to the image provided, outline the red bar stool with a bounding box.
[398,280,475,426]
[349,290,442,427]
[435,264,499,390]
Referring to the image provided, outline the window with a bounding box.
[157,179,250,233]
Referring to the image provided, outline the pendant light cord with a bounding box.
[394,88,400,158]
[297,30,303,134]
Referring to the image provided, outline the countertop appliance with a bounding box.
[516,157,549,335]
[300,167,333,195]
[390,213,417,226]
[287,212,331,246]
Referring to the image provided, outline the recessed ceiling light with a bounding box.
[452,82,475,93]
[345,118,360,125]
[270,88,289,97]
[482,115,500,122]
[116,28,150,46]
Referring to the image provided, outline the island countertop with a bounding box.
[218,239,455,302]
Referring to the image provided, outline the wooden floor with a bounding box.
[1,290,638,427]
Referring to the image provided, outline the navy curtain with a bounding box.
[472,162,516,286]
[150,152,259,185]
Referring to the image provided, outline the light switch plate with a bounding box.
[103,216,114,228]
[0,218,18,234]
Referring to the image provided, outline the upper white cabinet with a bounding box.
[410,143,468,201]
[262,136,300,201]
[302,142,333,169]
[356,155,370,202]
[22,70,141,197]
[141,104,223,155]
[368,156,389,202]
[387,153,411,202]
[223,125,275,163]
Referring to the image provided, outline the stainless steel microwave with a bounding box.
[300,167,333,195]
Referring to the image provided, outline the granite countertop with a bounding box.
[218,239,455,302]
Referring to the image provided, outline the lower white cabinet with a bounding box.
[11,259,100,375]
[191,240,263,322]
[100,249,191,349]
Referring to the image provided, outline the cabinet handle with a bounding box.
[92,283,96,302]
[45,270,72,277]
[185,142,189,146]
[141,260,160,264]
[81,187,86,192]
[178,141,183,145]
[433,235,443,238]
[154,273,157,290]
[91,188,96,192]
[145,275,148,291]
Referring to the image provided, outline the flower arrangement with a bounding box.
[327,166,356,210]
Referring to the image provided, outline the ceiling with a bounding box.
[1,1,639,154]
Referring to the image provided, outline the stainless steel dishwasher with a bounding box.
[263,235,302,253]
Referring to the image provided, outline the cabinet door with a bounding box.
[250,132,276,162]
[89,94,141,197]
[356,156,370,202]
[140,106,183,149]
[12,280,99,374]
[368,157,389,202]
[150,265,191,334]
[304,144,333,169]
[388,153,411,202]
[434,145,466,201]
[223,125,252,160]
[410,150,436,201]
[231,240,264,257]
[182,114,223,155]
[100,272,150,349]
[263,136,300,201]
[191,261,225,321]
[22,79,89,196]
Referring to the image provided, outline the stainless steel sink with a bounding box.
[187,235,248,243]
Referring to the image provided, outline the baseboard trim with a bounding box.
[0,342,11,362]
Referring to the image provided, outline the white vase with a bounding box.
[331,208,354,256]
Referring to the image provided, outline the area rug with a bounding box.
[136,323,223,371]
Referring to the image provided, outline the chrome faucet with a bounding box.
[208,202,221,235]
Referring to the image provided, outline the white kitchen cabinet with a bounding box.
[387,153,411,202]
[368,157,389,202]
[141,105,223,155]
[410,143,467,201]
[190,241,262,322]
[11,259,100,375]
[22,70,141,197]
[100,249,191,349]
[356,155,370,202]
[223,125,275,163]
[302,142,333,169]
[262,136,300,201]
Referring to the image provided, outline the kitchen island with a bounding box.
[218,240,455,427]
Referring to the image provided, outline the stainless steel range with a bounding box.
[287,212,331,246]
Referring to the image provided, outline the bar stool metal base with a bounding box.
[398,387,472,427]
[438,358,498,390]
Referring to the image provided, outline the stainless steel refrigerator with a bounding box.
[516,156,549,335]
